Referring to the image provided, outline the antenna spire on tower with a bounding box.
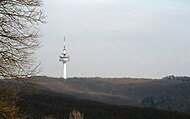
[64,36,66,49]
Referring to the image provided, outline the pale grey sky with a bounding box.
[38,0,190,78]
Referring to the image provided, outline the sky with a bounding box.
[37,0,190,78]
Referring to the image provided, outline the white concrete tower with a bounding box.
[59,37,70,79]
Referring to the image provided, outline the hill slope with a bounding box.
[1,77,190,119]
[31,76,190,113]
[17,87,190,119]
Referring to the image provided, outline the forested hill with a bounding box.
[31,76,190,113]
[18,89,190,119]
[1,76,190,119]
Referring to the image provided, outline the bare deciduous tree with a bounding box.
[69,110,84,119]
[42,115,56,119]
[0,87,26,119]
[0,0,45,79]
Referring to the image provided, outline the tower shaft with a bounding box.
[63,63,67,79]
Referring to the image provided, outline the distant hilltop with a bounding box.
[162,75,190,81]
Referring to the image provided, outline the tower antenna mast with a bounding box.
[64,36,66,49]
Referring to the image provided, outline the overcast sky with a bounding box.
[38,0,190,78]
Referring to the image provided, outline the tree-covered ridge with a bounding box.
[32,76,190,113]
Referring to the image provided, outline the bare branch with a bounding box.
[0,0,45,79]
